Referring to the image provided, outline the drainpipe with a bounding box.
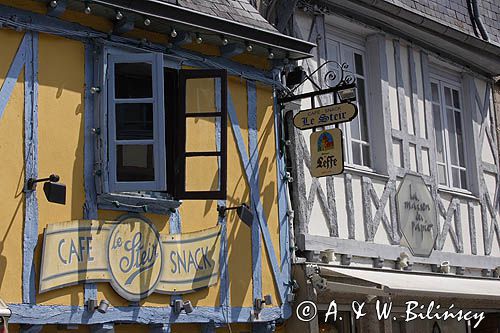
[468,0,490,41]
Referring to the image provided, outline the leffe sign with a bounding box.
[396,174,438,257]
[310,128,344,177]
[293,102,357,130]
[39,217,221,300]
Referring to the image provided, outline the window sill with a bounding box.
[344,164,390,181]
[437,186,479,201]
[97,192,182,215]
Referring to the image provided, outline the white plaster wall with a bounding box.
[292,12,500,258]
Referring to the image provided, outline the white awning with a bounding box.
[319,266,500,300]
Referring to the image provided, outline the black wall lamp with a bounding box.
[217,203,254,227]
[26,174,66,205]
[285,66,306,87]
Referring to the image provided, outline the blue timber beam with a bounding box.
[91,323,115,333]
[8,304,284,324]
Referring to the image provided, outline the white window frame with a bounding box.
[430,73,468,190]
[107,51,166,192]
[326,35,372,169]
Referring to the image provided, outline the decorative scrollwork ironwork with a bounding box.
[284,60,355,98]
[322,61,354,88]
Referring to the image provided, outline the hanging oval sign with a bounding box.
[107,216,163,301]
[293,102,357,130]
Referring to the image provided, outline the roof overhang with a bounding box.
[313,0,500,76]
[72,0,315,60]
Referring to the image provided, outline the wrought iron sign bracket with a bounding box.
[278,60,357,105]
[278,61,359,179]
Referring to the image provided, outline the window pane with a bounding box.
[116,145,154,181]
[115,63,152,98]
[447,108,459,165]
[116,103,153,140]
[392,138,403,168]
[350,118,361,140]
[186,117,218,152]
[185,156,219,191]
[362,144,371,168]
[433,104,445,163]
[452,167,460,188]
[460,169,467,189]
[354,53,364,75]
[438,164,447,185]
[454,111,465,167]
[431,83,440,103]
[186,78,218,113]
[444,87,452,107]
[356,78,369,142]
[452,89,460,109]
[352,142,361,165]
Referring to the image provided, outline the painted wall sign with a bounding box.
[39,217,221,300]
[310,128,344,177]
[396,174,438,257]
[293,102,357,130]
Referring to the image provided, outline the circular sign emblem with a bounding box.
[107,216,163,301]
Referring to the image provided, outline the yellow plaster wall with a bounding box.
[34,33,86,306]
[256,83,281,302]
[0,4,282,318]
[0,29,26,303]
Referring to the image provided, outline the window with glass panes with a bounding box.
[326,37,371,168]
[431,78,467,189]
[104,49,227,199]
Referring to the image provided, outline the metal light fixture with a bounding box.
[183,301,194,314]
[170,28,177,38]
[439,261,451,274]
[49,0,58,8]
[267,49,275,60]
[220,35,229,46]
[494,266,500,278]
[172,299,183,314]
[217,203,254,227]
[143,17,151,26]
[245,41,253,52]
[84,2,91,14]
[26,174,66,205]
[254,295,272,318]
[90,86,101,94]
[171,299,193,314]
[86,299,109,313]
[320,249,335,263]
[338,87,357,102]
[195,33,203,44]
[115,10,123,21]
[396,252,410,270]
[97,300,110,313]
